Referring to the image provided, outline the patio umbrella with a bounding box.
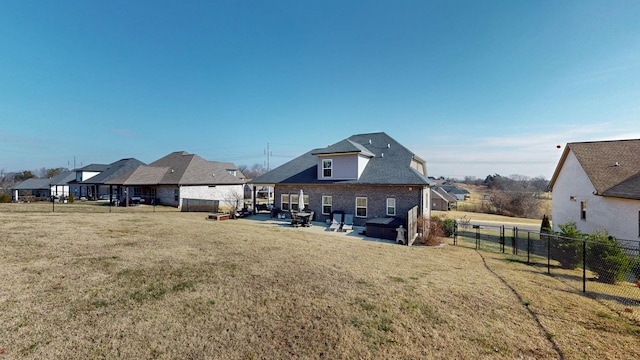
[299,189,305,211]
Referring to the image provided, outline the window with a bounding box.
[322,159,333,178]
[291,194,299,211]
[580,201,586,220]
[281,194,289,211]
[322,196,332,215]
[356,197,367,218]
[386,198,396,216]
[174,188,179,202]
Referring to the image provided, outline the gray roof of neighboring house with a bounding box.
[549,138,640,200]
[12,171,76,190]
[251,132,431,186]
[107,151,245,186]
[432,187,458,202]
[11,178,51,190]
[75,163,110,172]
[50,170,76,185]
[439,185,470,195]
[80,158,146,185]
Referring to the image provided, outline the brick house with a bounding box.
[250,132,432,229]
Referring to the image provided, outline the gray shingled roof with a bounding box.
[251,132,431,186]
[549,139,640,200]
[50,171,76,185]
[80,158,146,185]
[11,171,76,190]
[11,178,51,190]
[107,151,245,186]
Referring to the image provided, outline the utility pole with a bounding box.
[265,143,272,207]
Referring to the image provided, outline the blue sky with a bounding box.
[2,1,639,179]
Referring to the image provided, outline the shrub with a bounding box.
[540,214,551,233]
[69,193,75,203]
[551,221,584,270]
[586,231,631,284]
[0,193,11,203]
[443,218,457,237]
[416,215,445,246]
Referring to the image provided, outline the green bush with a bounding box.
[551,221,583,270]
[586,231,631,284]
[0,193,11,203]
[69,193,75,203]
[443,218,457,237]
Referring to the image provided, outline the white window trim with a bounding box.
[322,195,332,215]
[322,159,333,178]
[356,196,367,218]
[386,198,396,216]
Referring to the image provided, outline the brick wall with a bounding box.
[275,184,427,227]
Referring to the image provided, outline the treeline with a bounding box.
[458,174,550,219]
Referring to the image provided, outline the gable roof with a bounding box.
[549,139,640,199]
[75,163,109,172]
[107,151,245,186]
[80,158,146,185]
[11,178,51,191]
[11,171,76,190]
[252,132,431,186]
[50,170,76,185]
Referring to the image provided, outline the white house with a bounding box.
[548,139,640,241]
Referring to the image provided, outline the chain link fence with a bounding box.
[451,224,640,321]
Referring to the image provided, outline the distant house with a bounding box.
[431,187,457,211]
[548,139,640,240]
[68,163,110,199]
[107,151,246,209]
[250,132,432,233]
[12,171,75,201]
[78,158,146,200]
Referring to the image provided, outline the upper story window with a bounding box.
[386,198,396,216]
[322,159,333,178]
[227,169,236,176]
[580,201,587,220]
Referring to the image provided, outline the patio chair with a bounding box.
[328,212,343,231]
[291,212,300,227]
[341,213,354,232]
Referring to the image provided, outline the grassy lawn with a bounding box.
[1,206,639,359]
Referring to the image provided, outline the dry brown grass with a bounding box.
[1,206,639,359]
[456,184,553,219]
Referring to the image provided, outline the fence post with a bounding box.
[453,223,458,246]
[527,232,531,264]
[500,225,505,253]
[547,233,551,274]
[512,227,518,255]
[475,225,480,249]
[582,238,587,293]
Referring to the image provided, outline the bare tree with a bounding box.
[238,163,267,179]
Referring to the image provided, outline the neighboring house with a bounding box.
[440,185,470,201]
[548,139,640,241]
[78,158,146,199]
[68,163,109,199]
[12,171,75,201]
[250,132,432,229]
[431,187,457,211]
[107,151,246,208]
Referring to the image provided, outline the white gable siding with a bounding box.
[552,150,640,240]
[317,154,359,180]
[357,154,370,178]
